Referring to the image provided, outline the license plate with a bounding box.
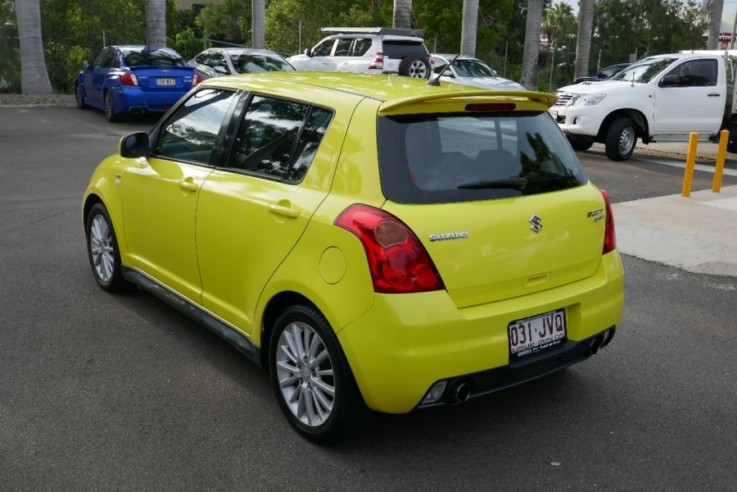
[508,309,566,358]
[156,78,176,87]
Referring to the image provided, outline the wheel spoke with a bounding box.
[275,319,336,428]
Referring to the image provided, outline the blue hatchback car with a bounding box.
[75,45,200,122]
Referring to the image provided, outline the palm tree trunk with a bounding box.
[461,0,479,57]
[252,0,265,48]
[15,0,52,94]
[146,0,167,47]
[393,0,413,28]
[574,0,595,81]
[521,0,544,90]
[707,0,725,50]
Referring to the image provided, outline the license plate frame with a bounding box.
[156,77,176,87]
[508,309,566,359]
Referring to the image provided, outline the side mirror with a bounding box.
[304,48,312,57]
[82,60,90,70]
[659,74,680,87]
[442,69,455,77]
[214,65,229,75]
[120,132,149,158]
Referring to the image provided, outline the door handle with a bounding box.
[179,177,199,192]
[707,93,721,97]
[268,203,300,219]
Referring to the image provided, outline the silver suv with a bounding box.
[287,27,434,78]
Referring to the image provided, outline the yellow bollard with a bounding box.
[681,132,699,197]
[713,129,728,193]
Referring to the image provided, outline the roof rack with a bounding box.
[320,27,425,37]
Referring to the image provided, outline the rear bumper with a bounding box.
[115,87,188,113]
[337,251,624,414]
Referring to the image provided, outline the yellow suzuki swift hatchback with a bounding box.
[83,72,624,442]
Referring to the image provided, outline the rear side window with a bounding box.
[228,96,333,182]
[382,41,428,60]
[378,112,587,204]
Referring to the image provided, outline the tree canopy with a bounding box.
[0,0,714,94]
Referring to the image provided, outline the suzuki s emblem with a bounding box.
[529,215,543,233]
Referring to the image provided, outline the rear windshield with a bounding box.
[122,48,187,68]
[378,111,587,204]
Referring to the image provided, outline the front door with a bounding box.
[121,88,238,302]
[653,58,725,134]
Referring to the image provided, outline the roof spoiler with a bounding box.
[379,91,557,113]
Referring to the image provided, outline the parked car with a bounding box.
[189,47,294,81]
[75,45,200,122]
[572,62,631,84]
[432,53,525,90]
[83,71,624,442]
[287,27,434,78]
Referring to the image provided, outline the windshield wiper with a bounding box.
[457,176,528,190]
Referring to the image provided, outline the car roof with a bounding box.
[433,53,478,61]
[200,72,554,111]
[212,48,283,55]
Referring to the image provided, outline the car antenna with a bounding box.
[428,53,461,86]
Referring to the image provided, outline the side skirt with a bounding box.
[122,267,261,366]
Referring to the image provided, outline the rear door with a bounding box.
[195,93,338,336]
[378,109,607,308]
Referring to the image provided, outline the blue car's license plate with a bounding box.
[156,78,176,87]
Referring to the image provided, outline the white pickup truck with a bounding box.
[550,51,737,161]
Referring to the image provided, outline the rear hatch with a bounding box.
[377,96,606,308]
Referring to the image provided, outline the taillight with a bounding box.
[335,204,445,294]
[119,72,138,86]
[193,73,202,85]
[369,51,384,70]
[601,189,617,254]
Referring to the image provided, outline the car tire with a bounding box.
[75,83,89,109]
[605,117,637,161]
[725,123,737,154]
[399,55,430,79]
[85,203,129,292]
[104,92,119,122]
[569,137,594,152]
[269,304,368,443]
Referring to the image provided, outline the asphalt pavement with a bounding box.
[608,141,737,277]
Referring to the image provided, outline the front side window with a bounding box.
[311,39,335,57]
[663,59,717,87]
[378,111,586,204]
[152,89,237,165]
[228,96,333,182]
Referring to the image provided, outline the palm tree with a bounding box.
[252,0,265,48]
[15,0,52,94]
[706,0,724,49]
[521,0,544,90]
[574,0,595,81]
[393,0,412,28]
[543,2,575,49]
[145,0,166,47]
[460,0,479,57]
